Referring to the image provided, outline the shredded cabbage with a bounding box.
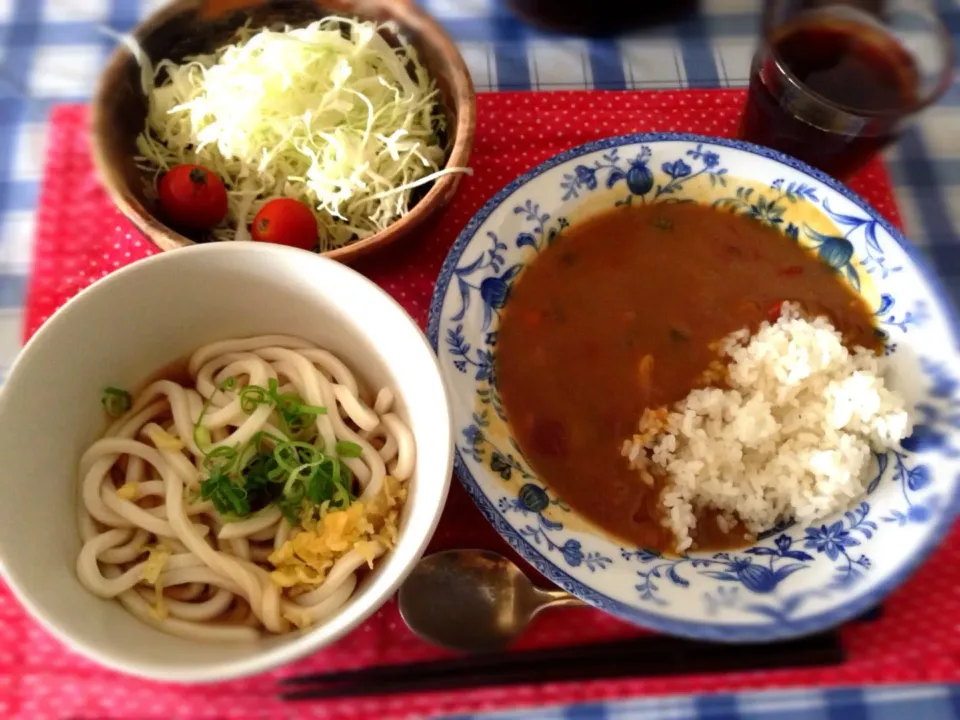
[135,18,470,250]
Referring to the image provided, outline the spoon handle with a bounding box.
[533,588,587,612]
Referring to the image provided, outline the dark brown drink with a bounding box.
[739,1,953,180]
[740,16,920,178]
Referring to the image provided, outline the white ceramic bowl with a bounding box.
[0,243,453,681]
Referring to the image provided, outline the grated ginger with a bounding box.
[269,475,406,589]
[140,545,172,620]
[144,426,184,451]
[116,482,139,501]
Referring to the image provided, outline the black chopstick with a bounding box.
[283,635,695,685]
[854,604,884,623]
[280,631,845,700]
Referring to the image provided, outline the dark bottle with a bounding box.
[503,0,700,37]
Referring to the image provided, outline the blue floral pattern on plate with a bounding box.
[426,133,960,642]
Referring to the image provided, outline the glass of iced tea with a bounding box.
[739,0,954,179]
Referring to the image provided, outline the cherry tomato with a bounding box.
[157,165,228,230]
[251,198,318,251]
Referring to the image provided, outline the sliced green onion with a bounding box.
[237,381,326,439]
[284,413,308,437]
[273,442,303,472]
[101,387,132,418]
[192,383,353,522]
[249,430,284,450]
[193,425,212,451]
[330,459,352,508]
[203,445,238,471]
[192,387,220,451]
[200,470,250,517]
[335,440,363,458]
[276,482,306,524]
[239,385,270,413]
[300,404,327,415]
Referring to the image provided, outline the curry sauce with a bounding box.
[496,203,880,551]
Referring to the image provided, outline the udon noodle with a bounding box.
[76,335,415,640]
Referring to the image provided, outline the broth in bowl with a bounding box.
[497,202,908,553]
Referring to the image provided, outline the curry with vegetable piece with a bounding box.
[496,202,880,551]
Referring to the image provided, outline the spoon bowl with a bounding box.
[398,549,583,653]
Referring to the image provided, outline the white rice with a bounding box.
[622,306,912,553]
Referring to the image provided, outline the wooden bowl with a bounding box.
[91,0,476,263]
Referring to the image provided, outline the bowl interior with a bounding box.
[0,243,452,681]
[93,0,473,259]
[429,133,960,641]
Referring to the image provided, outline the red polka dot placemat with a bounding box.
[17,90,960,720]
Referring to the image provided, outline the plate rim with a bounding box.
[427,131,960,641]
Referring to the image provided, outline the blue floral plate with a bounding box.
[426,133,960,642]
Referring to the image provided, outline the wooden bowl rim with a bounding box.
[90,0,477,264]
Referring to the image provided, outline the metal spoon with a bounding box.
[397,549,585,653]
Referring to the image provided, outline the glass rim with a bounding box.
[759,6,956,121]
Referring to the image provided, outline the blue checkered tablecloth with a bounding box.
[442,684,960,720]
[1,0,959,718]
